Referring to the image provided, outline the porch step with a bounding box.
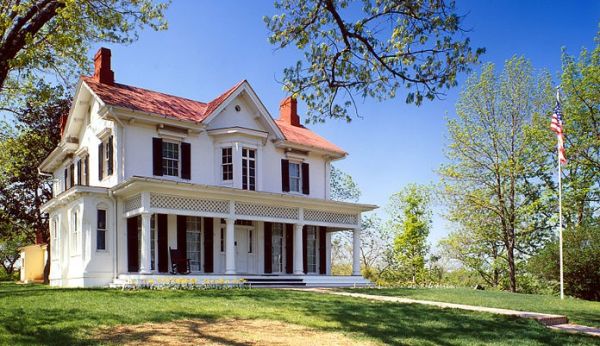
[243,277,306,287]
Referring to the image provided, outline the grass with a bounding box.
[0,282,597,345]
[346,287,600,328]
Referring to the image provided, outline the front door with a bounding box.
[235,227,250,273]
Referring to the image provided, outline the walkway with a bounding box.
[298,288,600,338]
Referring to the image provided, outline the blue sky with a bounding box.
[92,0,599,244]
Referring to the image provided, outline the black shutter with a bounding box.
[98,142,104,180]
[181,142,191,180]
[157,214,168,273]
[176,215,187,274]
[302,162,310,195]
[107,135,113,176]
[281,159,290,192]
[69,164,75,187]
[285,224,294,274]
[302,226,308,274]
[204,217,214,273]
[64,168,68,190]
[152,137,163,176]
[127,217,139,272]
[319,227,327,274]
[84,155,89,185]
[264,222,272,273]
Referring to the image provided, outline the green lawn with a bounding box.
[0,283,598,345]
[346,287,600,328]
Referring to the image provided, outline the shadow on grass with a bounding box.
[0,286,597,345]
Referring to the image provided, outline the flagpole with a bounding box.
[556,86,564,300]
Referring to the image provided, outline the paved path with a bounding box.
[297,288,600,338]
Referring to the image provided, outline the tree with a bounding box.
[528,222,600,301]
[558,31,600,226]
[386,183,431,284]
[265,0,484,122]
[0,222,28,277]
[0,0,169,105]
[439,57,555,292]
[0,84,69,282]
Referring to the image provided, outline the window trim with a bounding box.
[70,209,80,256]
[288,161,302,193]
[221,147,233,181]
[161,140,181,177]
[96,209,108,252]
[241,147,256,191]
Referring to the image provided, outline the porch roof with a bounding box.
[113,176,377,229]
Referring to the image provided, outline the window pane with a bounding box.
[97,210,106,229]
[97,230,106,250]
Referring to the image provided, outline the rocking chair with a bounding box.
[169,247,191,274]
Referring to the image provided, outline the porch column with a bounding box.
[225,217,236,274]
[352,227,361,276]
[293,223,304,275]
[139,212,152,274]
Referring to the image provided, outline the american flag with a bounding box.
[551,100,567,165]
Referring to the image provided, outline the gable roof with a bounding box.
[275,120,346,156]
[82,76,345,156]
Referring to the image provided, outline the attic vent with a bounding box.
[234,105,241,112]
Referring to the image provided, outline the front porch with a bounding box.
[115,177,376,285]
[114,273,373,288]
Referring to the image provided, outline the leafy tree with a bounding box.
[528,222,600,301]
[265,0,485,122]
[0,222,28,277]
[0,0,169,106]
[558,31,600,226]
[439,57,555,292]
[0,85,69,282]
[386,183,431,284]
[330,165,361,202]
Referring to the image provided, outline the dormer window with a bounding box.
[162,141,180,177]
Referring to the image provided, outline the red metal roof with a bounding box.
[82,77,345,155]
[275,120,346,155]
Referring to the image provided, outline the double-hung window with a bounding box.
[71,211,79,255]
[162,141,180,177]
[289,162,301,193]
[221,147,233,181]
[241,148,256,191]
[97,209,107,251]
[98,135,114,180]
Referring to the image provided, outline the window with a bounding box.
[186,216,202,272]
[64,168,68,191]
[79,154,89,186]
[306,226,317,273]
[69,163,75,188]
[289,162,301,192]
[162,141,180,177]
[51,218,58,259]
[71,210,79,255]
[271,223,284,273]
[242,148,256,191]
[221,147,233,181]
[97,209,107,251]
[98,135,113,180]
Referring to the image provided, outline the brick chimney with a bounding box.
[279,96,300,127]
[93,47,114,85]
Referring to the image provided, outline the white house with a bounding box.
[39,48,376,288]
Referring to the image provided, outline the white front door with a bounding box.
[235,227,249,273]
